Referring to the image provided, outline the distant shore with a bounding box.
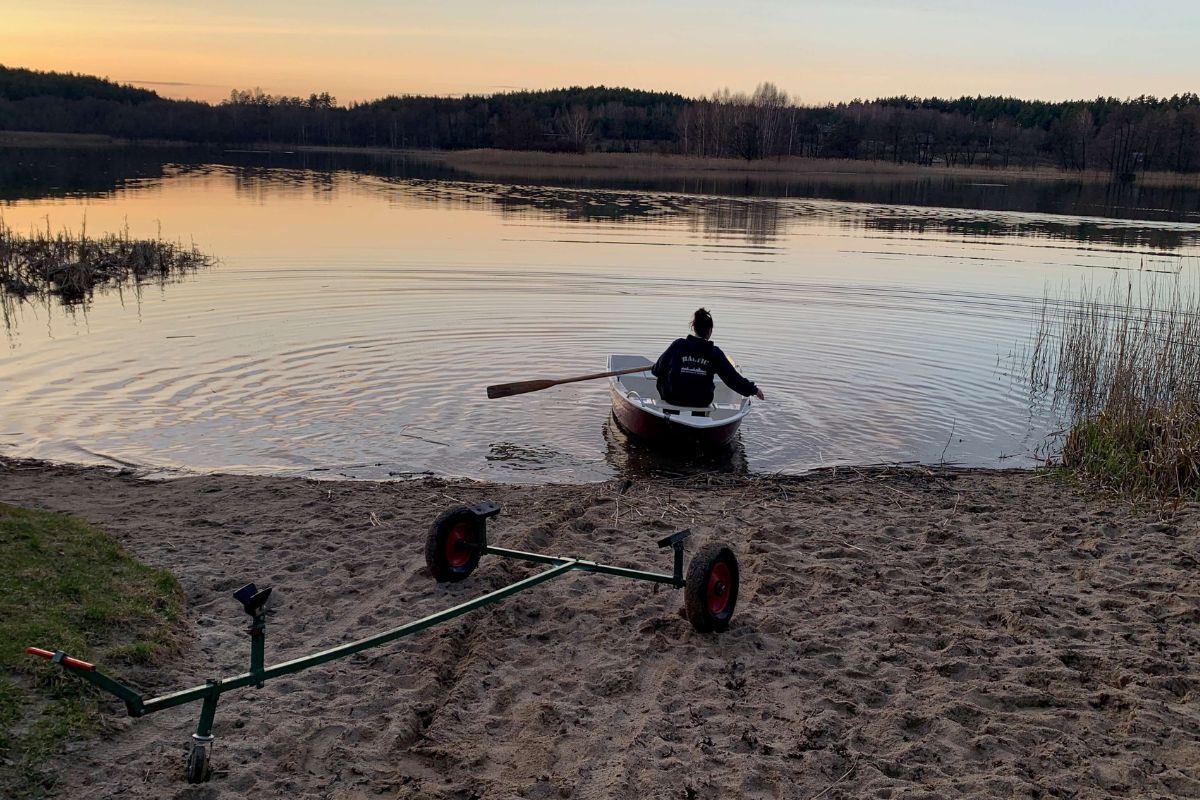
[0,130,186,149]
[292,144,1200,189]
[420,148,1200,189]
[5,130,1200,189]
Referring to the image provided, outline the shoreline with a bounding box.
[423,148,1200,189]
[2,456,1197,797]
[290,145,1200,189]
[4,130,1200,189]
[0,129,195,149]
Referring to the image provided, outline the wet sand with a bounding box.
[1,458,1198,799]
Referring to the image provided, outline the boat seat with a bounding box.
[619,371,743,418]
[630,392,703,413]
[652,401,711,417]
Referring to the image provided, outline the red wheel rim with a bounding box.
[445,522,474,568]
[706,561,732,616]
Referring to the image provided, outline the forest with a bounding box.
[2,65,1199,177]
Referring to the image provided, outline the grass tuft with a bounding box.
[1030,275,1200,502]
[0,503,184,798]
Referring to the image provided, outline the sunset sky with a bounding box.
[3,0,1196,105]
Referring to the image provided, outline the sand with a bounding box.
[1,458,1198,799]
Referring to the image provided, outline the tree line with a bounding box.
[2,65,1198,176]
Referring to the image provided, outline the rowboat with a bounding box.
[607,354,752,448]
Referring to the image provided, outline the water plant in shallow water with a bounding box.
[1029,273,1200,501]
[0,219,214,305]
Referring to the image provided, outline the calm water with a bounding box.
[2,149,1199,481]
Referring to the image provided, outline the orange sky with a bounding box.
[4,1,1196,104]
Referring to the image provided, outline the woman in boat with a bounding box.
[652,308,765,407]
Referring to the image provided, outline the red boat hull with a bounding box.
[609,385,743,448]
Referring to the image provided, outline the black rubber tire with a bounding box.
[426,506,484,582]
[684,543,739,633]
[185,744,210,784]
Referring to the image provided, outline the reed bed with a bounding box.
[0,220,213,304]
[1030,274,1200,500]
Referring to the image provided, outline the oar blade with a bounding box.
[486,379,557,399]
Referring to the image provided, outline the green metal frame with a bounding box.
[28,511,691,766]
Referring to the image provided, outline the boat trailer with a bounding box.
[27,501,741,783]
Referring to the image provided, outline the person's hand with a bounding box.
[755,389,765,401]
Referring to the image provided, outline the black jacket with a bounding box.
[652,335,757,407]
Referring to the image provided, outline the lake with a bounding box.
[2,148,1198,481]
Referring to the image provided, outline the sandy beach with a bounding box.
[1,458,1198,799]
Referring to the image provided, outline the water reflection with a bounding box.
[0,147,178,201]
[0,146,462,202]
[447,186,789,246]
[3,145,1200,233]
[0,225,216,336]
[0,150,1198,482]
[859,209,1200,253]
[602,416,750,480]
[388,180,1200,252]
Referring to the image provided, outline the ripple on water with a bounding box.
[2,166,1197,481]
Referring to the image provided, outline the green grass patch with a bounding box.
[1062,409,1200,501]
[0,503,183,798]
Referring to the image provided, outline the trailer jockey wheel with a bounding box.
[185,738,211,784]
[684,544,739,633]
[426,506,484,582]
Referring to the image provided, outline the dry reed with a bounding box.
[1029,273,1200,500]
[0,219,213,304]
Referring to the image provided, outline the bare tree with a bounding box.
[751,82,789,157]
[553,105,595,153]
[1052,108,1094,171]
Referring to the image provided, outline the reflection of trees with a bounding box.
[4,146,1198,253]
[487,187,672,224]
[426,185,787,244]
[0,147,464,204]
[0,147,176,201]
[413,180,1195,252]
[378,172,1200,252]
[860,208,1197,251]
[229,166,338,202]
[687,199,783,246]
[7,146,1200,231]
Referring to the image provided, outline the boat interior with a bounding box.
[609,355,748,423]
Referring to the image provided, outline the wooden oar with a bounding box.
[487,365,651,399]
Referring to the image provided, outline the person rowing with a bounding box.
[652,308,764,407]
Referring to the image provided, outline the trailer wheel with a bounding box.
[426,506,483,582]
[685,544,739,633]
[185,742,210,784]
